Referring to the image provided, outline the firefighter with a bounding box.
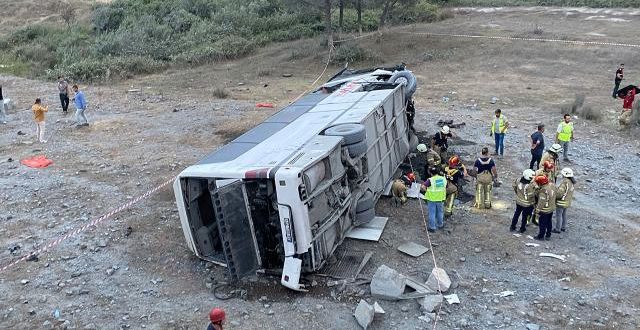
[417,143,441,179]
[444,155,467,216]
[539,144,562,183]
[535,160,555,182]
[432,125,453,162]
[391,179,408,206]
[473,147,498,209]
[534,175,557,241]
[510,169,536,233]
[554,167,575,233]
[207,308,225,330]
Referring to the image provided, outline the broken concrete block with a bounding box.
[354,299,375,329]
[425,267,451,292]
[370,265,405,300]
[419,294,443,313]
[397,241,429,257]
[373,302,385,314]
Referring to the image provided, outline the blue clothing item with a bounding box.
[531,131,545,156]
[474,157,495,174]
[75,107,88,125]
[494,133,505,156]
[74,90,87,109]
[426,200,444,230]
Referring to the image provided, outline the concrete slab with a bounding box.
[397,241,429,257]
[354,299,374,329]
[346,217,388,241]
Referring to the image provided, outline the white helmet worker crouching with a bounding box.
[441,125,450,134]
[417,144,428,153]
[522,169,535,181]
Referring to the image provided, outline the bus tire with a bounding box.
[346,140,367,158]
[354,207,376,226]
[355,191,375,213]
[325,124,366,145]
[389,71,417,99]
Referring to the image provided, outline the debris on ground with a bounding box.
[494,291,515,297]
[525,243,540,247]
[418,294,443,313]
[354,299,374,329]
[444,293,460,304]
[397,241,429,257]
[539,253,567,262]
[425,267,452,292]
[370,265,433,300]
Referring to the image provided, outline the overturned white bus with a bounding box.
[173,65,418,291]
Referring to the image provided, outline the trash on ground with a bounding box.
[444,293,460,304]
[525,243,540,247]
[494,290,515,297]
[406,182,422,199]
[539,253,567,262]
[346,217,388,241]
[397,242,429,257]
[558,277,571,282]
[20,155,53,168]
[373,302,385,314]
[256,102,275,108]
[370,265,434,300]
[512,233,522,237]
[418,294,443,313]
[354,299,374,329]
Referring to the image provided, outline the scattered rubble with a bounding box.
[425,267,452,293]
[397,241,429,257]
[418,294,443,313]
[370,265,434,300]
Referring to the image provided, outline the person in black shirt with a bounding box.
[0,85,6,124]
[529,124,545,169]
[432,125,452,161]
[613,63,624,98]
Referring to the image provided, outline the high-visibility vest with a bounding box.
[557,121,573,142]
[423,175,447,202]
[491,114,508,134]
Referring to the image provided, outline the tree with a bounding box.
[51,1,77,27]
[356,0,362,35]
[324,0,334,50]
[339,0,344,33]
[376,0,417,28]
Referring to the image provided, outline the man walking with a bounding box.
[490,109,509,158]
[553,167,575,233]
[72,84,89,127]
[555,114,574,162]
[613,63,624,98]
[534,175,556,241]
[529,124,545,169]
[32,98,48,143]
[57,76,71,114]
[473,147,497,209]
[510,169,536,233]
[421,167,447,233]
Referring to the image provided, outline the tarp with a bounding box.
[616,85,640,98]
[20,155,53,168]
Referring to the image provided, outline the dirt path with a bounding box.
[1,7,640,330]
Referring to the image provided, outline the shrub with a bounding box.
[92,5,125,33]
[331,43,375,64]
[213,87,229,99]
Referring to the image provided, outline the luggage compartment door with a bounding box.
[212,180,261,279]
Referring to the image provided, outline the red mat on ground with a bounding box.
[256,102,275,108]
[20,155,53,168]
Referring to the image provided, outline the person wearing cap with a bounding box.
[490,109,509,158]
[417,143,441,179]
[511,169,537,233]
[420,167,447,232]
[444,155,467,216]
[555,114,574,162]
[207,307,225,330]
[473,147,497,209]
[432,125,452,162]
[539,143,562,183]
[553,168,575,233]
[529,124,545,170]
[534,175,557,241]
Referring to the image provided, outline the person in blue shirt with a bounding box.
[529,124,545,169]
[72,84,89,127]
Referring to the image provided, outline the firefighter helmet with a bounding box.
[448,155,460,167]
[534,175,549,186]
[543,160,554,171]
[416,144,428,153]
[561,167,574,178]
[209,308,226,323]
[522,169,535,181]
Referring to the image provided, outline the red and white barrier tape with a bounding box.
[0,176,176,273]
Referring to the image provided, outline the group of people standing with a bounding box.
[415,109,576,241]
[0,76,89,143]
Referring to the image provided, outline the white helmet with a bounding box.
[441,125,450,134]
[416,144,428,153]
[522,169,535,181]
[561,167,574,178]
[549,143,563,154]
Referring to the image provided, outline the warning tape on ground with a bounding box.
[0,176,176,274]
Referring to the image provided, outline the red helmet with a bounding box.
[209,308,226,323]
[448,156,460,167]
[543,161,554,171]
[534,175,549,186]
[406,172,416,182]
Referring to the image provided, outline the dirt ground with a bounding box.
[2,7,640,330]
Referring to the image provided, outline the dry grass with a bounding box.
[212,87,229,99]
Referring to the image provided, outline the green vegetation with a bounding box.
[0,0,451,82]
[442,0,640,7]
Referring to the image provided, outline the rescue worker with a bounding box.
[489,109,509,158]
[431,125,452,161]
[420,167,447,232]
[391,178,408,206]
[535,160,555,182]
[417,143,441,179]
[510,169,536,233]
[473,147,498,209]
[539,144,562,183]
[554,167,575,233]
[555,114,574,162]
[207,307,225,330]
[444,155,467,216]
[534,175,556,241]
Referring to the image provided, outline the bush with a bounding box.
[92,5,125,33]
[331,43,375,64]
[213,87,229,99]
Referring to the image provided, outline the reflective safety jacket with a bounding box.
[557,121,574,142]
[513,178,536,207]
[491,114,508,134]
[556,178,574,208]
[423,175,447,202]
[536,184,557,214]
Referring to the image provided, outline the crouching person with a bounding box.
[421,167,447,233]
[391,179,408,206]
[511,169,536,233]
[554,167,575,233]
[474,147,498,209]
